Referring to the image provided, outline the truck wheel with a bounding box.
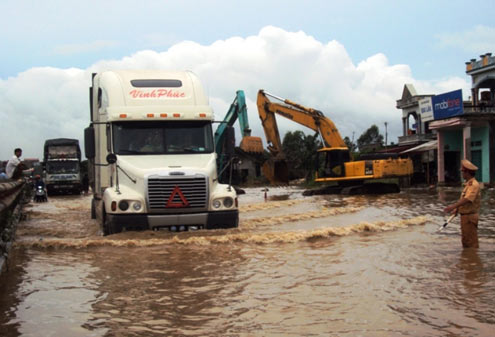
[102,210,122,236]
[102,219,110,236]
[102,208,111,236]
[111,220,123,234]
[91,198,96,219]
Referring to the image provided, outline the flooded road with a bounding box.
[1,187,494,336]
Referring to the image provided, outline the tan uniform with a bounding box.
[458,177,481,248]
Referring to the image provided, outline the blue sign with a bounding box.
[432,89,463,120]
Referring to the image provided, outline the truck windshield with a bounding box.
[46,161,79,174]
[113,121,214,155]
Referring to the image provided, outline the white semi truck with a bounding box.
[84,70,239,235]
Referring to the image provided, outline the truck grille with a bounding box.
[147,175,208,213]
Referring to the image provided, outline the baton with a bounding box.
[437,213,457,231]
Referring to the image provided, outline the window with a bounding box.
[46,161,79,174]
[112,121,214,155]
[471,141,482,147]
[130,79,182,88]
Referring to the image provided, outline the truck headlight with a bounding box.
[223,197,234,208]
[132,202,142,211]
[213,199,222,209]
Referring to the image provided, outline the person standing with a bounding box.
[82,173,89,194]
[443,159,481,248]
[6,148,24,179]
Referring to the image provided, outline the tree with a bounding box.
[357,125,384,153]
[282,131,321,180]
[343,136,357,153]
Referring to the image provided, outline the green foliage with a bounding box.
[357,125,384,153]
[282,131,321,180]
[343,136,357,153]
[278,124,385,182]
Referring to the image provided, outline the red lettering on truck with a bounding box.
[129,89,186,98]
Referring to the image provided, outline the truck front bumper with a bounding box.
[47,182,82,191]
[106,210,239,232]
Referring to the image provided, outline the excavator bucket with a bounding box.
[240,136,264,154]
[262,158,289,185]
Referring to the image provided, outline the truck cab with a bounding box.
[85,70,238,235]
[43,138,83,195]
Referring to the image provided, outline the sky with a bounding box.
[1,0,494,160]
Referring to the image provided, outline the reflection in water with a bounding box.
[0,188,493,336]
[0,251,106,337]
[84,246,248,336]
[459,248,483,284]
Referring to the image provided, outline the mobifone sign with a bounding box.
[432,89,463,120]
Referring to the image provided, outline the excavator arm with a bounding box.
[215,90,263,154]
[257,90,347,149]
[215,90,263,183]
[257,90,350,184]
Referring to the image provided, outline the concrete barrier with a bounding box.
[0,179,29,275]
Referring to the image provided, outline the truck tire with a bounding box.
[111,221,123,235]
[102,209,123,236]
[91,198,96,219]
[102,210,111,236]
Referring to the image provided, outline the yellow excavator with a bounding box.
[256,90,413,194]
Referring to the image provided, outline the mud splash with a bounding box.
[15,216,428,249]
[241,205,365,229]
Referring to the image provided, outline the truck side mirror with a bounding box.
[225,126,236,156]
[106,153,117,164]
[84,126,95,159]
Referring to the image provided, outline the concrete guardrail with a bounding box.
[0,179,29,274]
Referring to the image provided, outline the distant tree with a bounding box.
[282,131,321,180]
[357,125,384,153]
[343,136,357,153]
[301,133,321,174]
[283,131,305,170]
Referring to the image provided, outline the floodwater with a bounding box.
[1,186,494,337]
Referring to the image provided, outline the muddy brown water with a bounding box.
[0,187,494,336]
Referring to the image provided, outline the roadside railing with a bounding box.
[0,179,29,274]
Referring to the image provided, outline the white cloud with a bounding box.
[436,25,495,53]
[1,26,469,160]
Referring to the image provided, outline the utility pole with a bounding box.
[384,122,388,147]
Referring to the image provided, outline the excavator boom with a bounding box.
[257,89,350,185]
[258,90,347,148]
[215,90,263,155]
[215,90,263,183]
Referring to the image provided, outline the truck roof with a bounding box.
[44,138,80,147]
[44,138,81,162]
[99,70,210,107]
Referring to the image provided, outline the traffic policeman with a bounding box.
[443,159,481,248]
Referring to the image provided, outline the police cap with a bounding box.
[461,159,478,171]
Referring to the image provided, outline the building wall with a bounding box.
[471,126,490,182]
[444,130,462,152]
[442,127,490,182]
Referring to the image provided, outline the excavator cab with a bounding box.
[317,148,351,178]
